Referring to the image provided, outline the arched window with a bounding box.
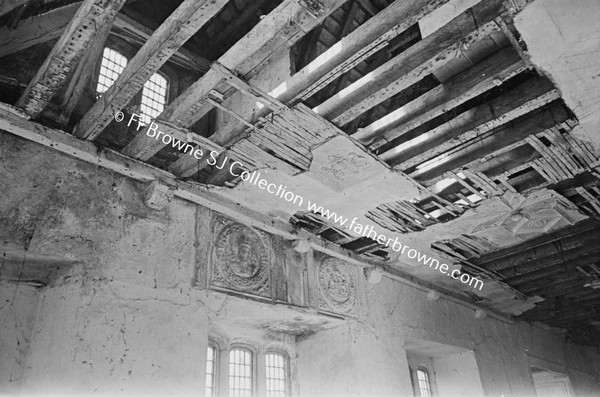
[417,367,432,397]
[265,352,288,397]
[140,72,168,124]
[96,47,128,94]
[206,344,217,397]
[229,348,253,397]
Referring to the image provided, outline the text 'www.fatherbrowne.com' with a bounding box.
[116,111,484,291]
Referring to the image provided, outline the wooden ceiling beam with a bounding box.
[0,4,211,73]
[522,275,594,296]
[490,233,600,275]
[208,0,272,50]
[111,14,211,73]
[540,286,600,301]
[283,0,452,105]
[166,0,462,179]
[314,0,505,125]
[123,0,347,166]
[74,0,229,141]
[506,250,600,286]
[56,23,111,125]
[359,47,527,146]
[15,0,127,118]
[0,2,81,59]
[524,304,600,325]
[475,219,600,266]
[388,77,558,169]
[409,102,569,182]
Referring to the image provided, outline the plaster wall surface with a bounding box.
[0,283,39,394]
[297,275,600,397]
[1,131,600,397]
[515,0,600,147]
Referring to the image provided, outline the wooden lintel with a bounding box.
[74,0,228,141]
[16,0,127,118]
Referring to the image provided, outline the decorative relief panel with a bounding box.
[317,257,357,316]
[210,216,272,297]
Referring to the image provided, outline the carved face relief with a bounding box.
[318,257,356,315]
[212,222,270,295]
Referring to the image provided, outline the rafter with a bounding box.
[389,78,559,169]
[57,23,111,125]
[15,0,127,117]
[166,0,455,178]
[314,0,506,126]
[357,47,527,146]
[0,2,81,59]
[74,0,229,141]
[122,0,347,164]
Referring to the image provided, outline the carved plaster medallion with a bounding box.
[318,257,356,315]
[211,221,271,295]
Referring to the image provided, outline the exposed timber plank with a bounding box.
[57,23,111,125]
[409,103,569,182]
[74,0,228,141]
[112,14,211,73]
[185,0,457,178]
[313,0,505,124]
[0,4,210,73]
[0,2,81,59]
[283,0,453,104]
[359,47,527,146]
[122,0,346,165]
[15,0,127,117]
[388,79,559,169]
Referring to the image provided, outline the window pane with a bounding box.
[266,353,287,397]
[140,72,168,125]
[417,368,432,397]
[229,348,252,397]
[96,48,128,94]
[206,346,216,397]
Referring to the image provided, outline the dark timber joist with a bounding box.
[409,102,569,182]
[473,219,600,268]
[74,0,229,141]
[313,0,506,125]
[358,47,527,147]
[125,0,347,170]
[15,0,127,118]
[166,0,458,179]
[0,2,81,59]
[0,4,211,73]
[57,23,111,125]
[389,79,560,169]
